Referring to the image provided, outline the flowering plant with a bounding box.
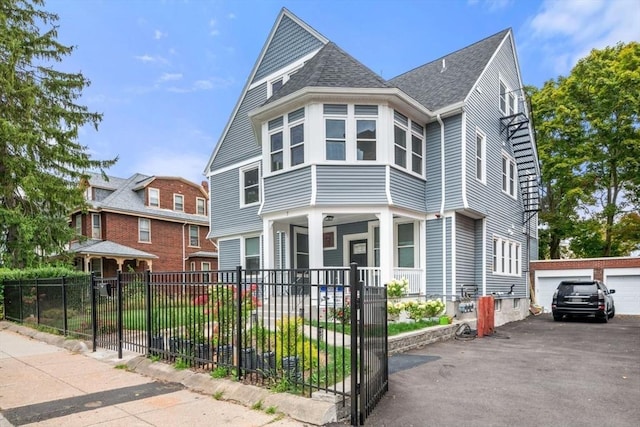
[386,278,409,299]
[424,298,445,318]
[404,300,428,320]
[387,301,405,320]
[329,305,351,324]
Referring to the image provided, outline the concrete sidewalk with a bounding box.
[0,323,318,427]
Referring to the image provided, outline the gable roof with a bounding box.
[69,239,158,259]
[265,42,391,105]
[389,29,510,111]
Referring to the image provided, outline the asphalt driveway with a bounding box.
[366,314,640,427]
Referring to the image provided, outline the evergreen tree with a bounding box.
[0,0,116,268]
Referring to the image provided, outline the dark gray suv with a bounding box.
[551,280,616,322]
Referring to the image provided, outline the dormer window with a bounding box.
[149,188,159,208]
[271,78,283,95]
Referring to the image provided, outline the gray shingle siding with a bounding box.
[390,168,426,212]
[219,239,241,270]
[262,167,312,214]
[425,219,443,296]
[253,15,324,83]
[316,165,387,205]
[211,84,266,171]
[425,115,463,211]
[456,213,476,286]
[209,168,262,239]
[463,35,528,297]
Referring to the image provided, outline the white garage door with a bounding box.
[604,269,640,315]
[535,271,592,313]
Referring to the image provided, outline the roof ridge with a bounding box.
[389,28,510,82]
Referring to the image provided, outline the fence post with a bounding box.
[62,276,68,336]
[35,277,40,325]
[145,270,152,357]
[91,273,97,352]
[235,265,242,381]
[117,270,123,359]
[349,262,359,426]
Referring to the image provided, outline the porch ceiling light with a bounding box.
[324,215,334,222]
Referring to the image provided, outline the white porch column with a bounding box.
[419,219,426,295]
[262,219,274,269]
[377,209,394,285]
[307,211,324,269]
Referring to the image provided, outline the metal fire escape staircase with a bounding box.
[500,112,540,227]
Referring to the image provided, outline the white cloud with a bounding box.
[166,77,234,93]
[209,18,220,36]
[526,0,640,75]
[134,54,169,65]
[227,13,236,19]
[154,29,167,40]
[467,0,512,11]
[157,72,183,83]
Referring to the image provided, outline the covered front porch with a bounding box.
[261,207,426,295]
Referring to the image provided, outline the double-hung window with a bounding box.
[269,117,284,172]
[325,104,347,161]
[397,223,415,268]
[476,129,486,182]
[499,78,517,116]
[241,164,260,206]
[502,154,517,198]
[174,194,184,212]
[196,197,206,215]
[393,110,424,175]
[75,214,82,236]
[91,214,101,239]
[355,105,377,161]
[244,236,260,270]
[139,218,151,242]
[289,108,305,167]
[411,122,423,174]
[148,188,159,207]
[189,225,199,247]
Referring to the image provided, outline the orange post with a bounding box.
[477,296,495,338]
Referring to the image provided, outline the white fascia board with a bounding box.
[207,156,261,177]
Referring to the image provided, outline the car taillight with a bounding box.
[552,290,558,307]
[597,289,605,309]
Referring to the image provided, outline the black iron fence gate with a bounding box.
[87,265,389,425]
[349,263,389,425]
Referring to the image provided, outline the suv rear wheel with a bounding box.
[553,313,563,321]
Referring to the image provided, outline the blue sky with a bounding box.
[48,0,639,184]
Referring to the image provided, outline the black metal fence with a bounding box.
[3,276,93,339]
[3,266,389,421]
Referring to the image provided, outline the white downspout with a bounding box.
[437,114,447,299]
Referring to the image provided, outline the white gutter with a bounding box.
[437,114,445,216]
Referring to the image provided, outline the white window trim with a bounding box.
[173,194,184,212]
[475,128,486,184]
[91,213,101,240]
[394,221,418,268]
[196,197,206,216]
[263,109,306,177]
[139,218,151,243]
[289,116,305,168]
[149,188,160,208]
[202,262,211,271]
[189,225,200,248]
[269,121,284,173]
[239,162,261,208]
[323,104,380,164]
[502,152,517,199]
[242,234,262,269]
[499,75,518,116]
[409,125,424,175]
[75,214,82,236]
[492,235,521,277]
[392,111,425,179]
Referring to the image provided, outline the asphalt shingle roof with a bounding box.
[389,29,510,111]
[70,239,158,259]
[87,173,208,224]
[265,42,391,105]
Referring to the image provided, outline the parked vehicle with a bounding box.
[552,280,615,322]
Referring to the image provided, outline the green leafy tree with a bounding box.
[530,42,640,258]
[0,0,116,268]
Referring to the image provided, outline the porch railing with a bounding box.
[357,267,381,287]
[393,268,423,295]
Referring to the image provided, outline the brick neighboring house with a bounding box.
[69,173,217,277]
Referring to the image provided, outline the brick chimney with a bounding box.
[201,180,209,194]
